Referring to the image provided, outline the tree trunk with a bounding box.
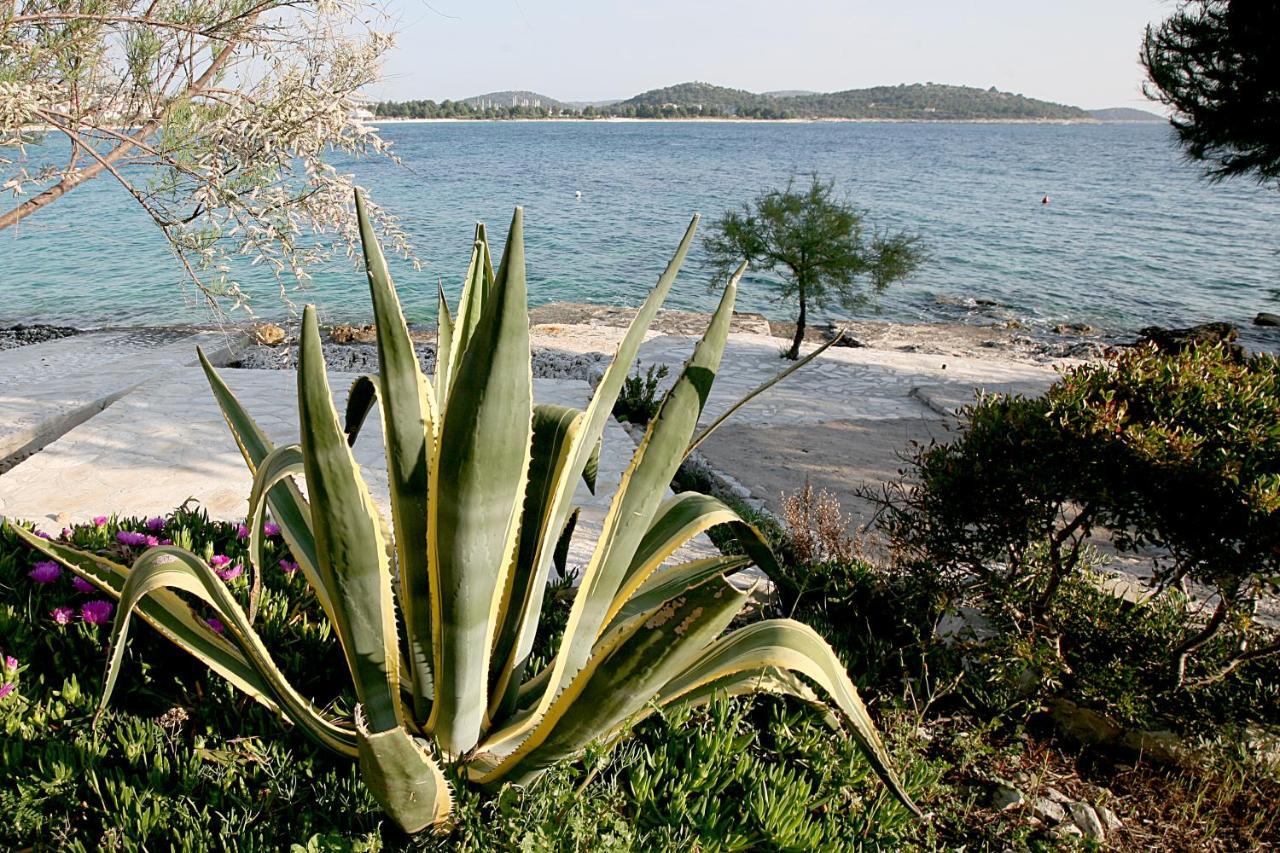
[787,285,807,360]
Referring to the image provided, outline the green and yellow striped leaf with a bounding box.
[357,190,438,724]
[655,618,921,816]
[476,574,748,783]
[355,707,453,834]
[298,305,404,734]
[426,208,534,756]
[98,546,358,756]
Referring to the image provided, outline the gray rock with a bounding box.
[1033,798,1066,823]
[1045,787,1070,804]
[1052,822,1084,839]
[992,783,1025,811]
[934,605,998,646]
[1067,802,1106,841]
[0,323,81,352]
[1099,805,1123,833]
[1255,312,1280,327]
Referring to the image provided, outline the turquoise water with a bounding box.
[0,121,1276,336]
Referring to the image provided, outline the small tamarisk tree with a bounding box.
[0,0,409,313]
[704,176,923,360]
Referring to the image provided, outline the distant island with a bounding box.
[370,81,1165,123]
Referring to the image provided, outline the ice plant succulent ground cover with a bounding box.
[7,194,916,834]
[0,510,936,848]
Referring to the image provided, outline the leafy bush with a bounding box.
[873,342,1280,687]
[612,363,669,425]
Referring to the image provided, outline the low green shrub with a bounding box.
[612,363,669,425]
[872,342,1280,687]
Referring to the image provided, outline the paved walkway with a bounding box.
[636,332,1069,533]
[0,329,243,468]
[0,367,715,578]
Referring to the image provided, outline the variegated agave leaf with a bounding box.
[6,191,920,834]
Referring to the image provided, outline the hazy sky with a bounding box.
[371,0,1171,108]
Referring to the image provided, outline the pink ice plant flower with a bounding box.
[116,531,148,547]
[81,600,114,625]
[146,516,165,532]
[236,523,250,540]
[215,563,244,582]
[51,606,75,625]
[209,554,231,568]
[263,522,281,537]
[278,559,299,575]
[92,516,108,526]
[28,561,61,583]
[205,617,225,634]
[72,576,95,594]
[1,655,17,699]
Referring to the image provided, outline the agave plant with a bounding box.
[11,192,919,833]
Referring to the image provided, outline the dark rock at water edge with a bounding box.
[1135,322,1241,356]
[0,323,81,351]
[1255,312,1280,328]
[234,341,609,383]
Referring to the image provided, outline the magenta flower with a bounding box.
[205,617,226,634]
[72,576,96,594]
[160,538,172,546]
[3,655,15,673]
[144,535,160,547]
[116,531,148,547]
[35,531,51,540]
[92,515,108,526]
[81,600,114,625]
[51,606,75,625]
[263,522,281,537]
[60,528,73,540]
[236,523,250,540]
[209,554,231,568]
[215,563,244,582]
[146,516,165,532]
[28,561,61,583]
[278,558,299,575]
[0,683,13,700]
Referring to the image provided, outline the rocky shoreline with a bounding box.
[4,301,1273,375]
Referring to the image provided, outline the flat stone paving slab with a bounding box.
[0,329,243,466]
[0,368,715,578]
[637,333,1066,427]
[637,333,1068,544]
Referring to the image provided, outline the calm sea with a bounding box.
[1,121,1276,340]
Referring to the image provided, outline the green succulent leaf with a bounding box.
[358,190,438,724]
[355,707,453,833]
[497,262,744,759]
[102,546,359,755]
[7,525,315,731]
[427,208,534,756]
[488,403,585,721]
[656,618,922,817]
[476,574,748,783]
[298,305,404,734]
[197,349,331,624]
